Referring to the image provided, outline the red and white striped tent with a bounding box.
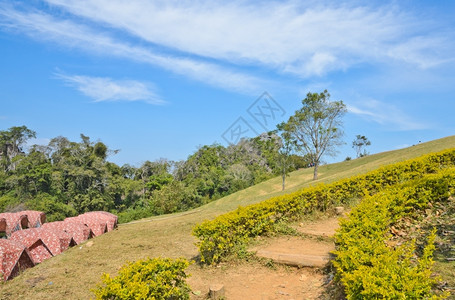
[0,239,34,281]
[21,210,46,228]
[42,221,93,245]
[0,212,30,237]
[10,229,53,264]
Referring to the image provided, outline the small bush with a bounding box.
[92,257,191,300]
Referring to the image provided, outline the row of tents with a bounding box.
[0,210,118,281]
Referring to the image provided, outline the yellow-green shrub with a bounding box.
[193,149,455,265]
[92,257,191,300]
[333,170,455,299]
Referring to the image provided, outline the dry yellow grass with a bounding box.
[1,135,454,299]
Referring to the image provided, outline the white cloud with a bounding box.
[348,99,429,131]
[42,0,455,77]
[55,73,165,104]
[1,0,453,94]
[387,36,455,69]
[0,4,268,95]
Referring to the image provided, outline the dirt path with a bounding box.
[188,261,325,300]
[187,213,346,299]
[296,217,341,237]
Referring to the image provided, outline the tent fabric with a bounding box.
[33,228,76,256]
[0,210,116,281]
[42,221,93,245]
[21,210,46,228]
[81,211,118,232]
[0,213,30,237]
[10,229,53,264]
[65,216,108,237]
[0,239,34,281]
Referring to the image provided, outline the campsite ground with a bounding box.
[1,136,454,299]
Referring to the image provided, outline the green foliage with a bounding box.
[193,148,455,265]
[176,134,304,201]
[92,257,191,300]
[150,181,201,215]
[0,192,21,212]
[333,171,455,298]
[340,237,440,299]
[26,192,77,222]
[117,207,154,224]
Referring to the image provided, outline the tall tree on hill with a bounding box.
[278,90,346,180]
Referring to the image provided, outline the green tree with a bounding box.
[278,90,346,180]
[274,127,295,191]
[352,135,371,158]
[150,181,201,214]
[136,159,173,199]
[8,146,52,196]
[48,134,114,213]
[0,126,36,172]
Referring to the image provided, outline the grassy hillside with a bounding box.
[1,135,454,299]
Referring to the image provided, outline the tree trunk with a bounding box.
[282,172,285,191]
[313,163,318,180]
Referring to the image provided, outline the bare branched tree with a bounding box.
[278,90,346,180]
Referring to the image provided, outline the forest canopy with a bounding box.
[0,126,310,223]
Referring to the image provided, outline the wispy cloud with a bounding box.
[55,73,165,104]
[0,3,267,95]
[1,1,453,94]
[348,99,429,131]
[42,0,455,77]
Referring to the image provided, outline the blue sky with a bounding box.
[1,0,454,166]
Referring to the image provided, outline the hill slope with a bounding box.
[1,135,454,299]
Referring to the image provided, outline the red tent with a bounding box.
[81,211,118,232]
[65,215,108,237]
[10,229,53,264]
[0,212,29,237]
[42,221,93,245]
[21,210,46,228]
[0,239,34,281]
[22,227,76,256]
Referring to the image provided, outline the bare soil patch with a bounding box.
[251,236,335,257]
[188,261,325,300]
[296,217,341,238]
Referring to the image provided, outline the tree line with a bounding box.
[0,127,310,223]
[1,90,370,223]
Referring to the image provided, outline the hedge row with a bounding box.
[333,169,455,299]
[92,257,191,300]
[192,148,455,265]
